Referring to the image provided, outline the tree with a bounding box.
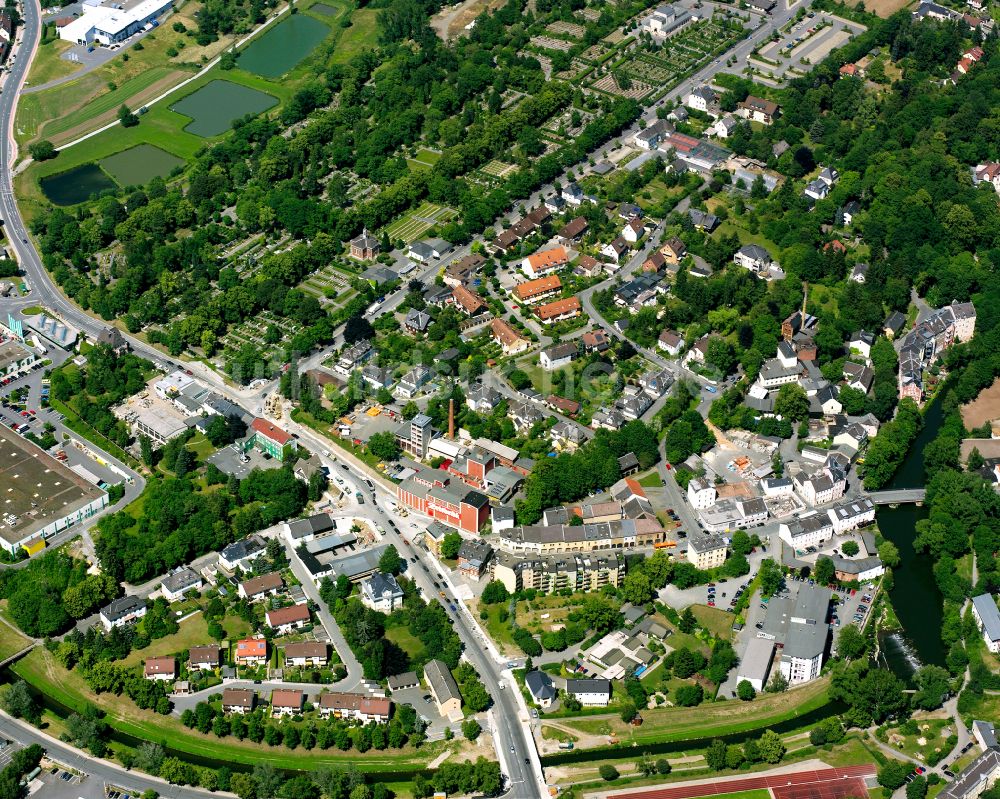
[378,545,402,576]
[842,540,860,557]
[678,607,697,633]
[912,665,951,711]
[621,572,652,605]
[481,581,509,605]
[2,681,37,722]
[737,680,756,701]
[29,140,57,161]
[907,776,928,799]
[368,432,400,461]
[619,700,637,723]
[440,532,462,560]
[462,719,481,740]
[758,730,785,763]
[656,758,671,775]
[774,384,809,421]
[705,739,728,770]
[118,104,139,127]
[878,541,901,568]
[836,624,867,660]
[674,684,703,706]
[878,761,911,791]
[814,556,835,585]
[758,559,783,597]
[766,670,788,693]
[599,765,620,781]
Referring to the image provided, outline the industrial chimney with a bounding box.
[448,398,455,440]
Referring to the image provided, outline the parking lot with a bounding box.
[752,12,865,82]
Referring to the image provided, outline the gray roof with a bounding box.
[566,678,612,696]
[783,584,831,659]
[974,720,997,749]
[365,571,403,599]
[424,659,461,704]
[221,534,266,564]
[457,539,494,568]
[973,594,1000,642]
[738,243,771,261]
[525,670,556,701]
[738,637,774,683]
[161,568,201,595]
[387,671,419,690]
[101,595,145,622]
[287,513,336,539]
[688,533,727,553]
[939,748,1000,799]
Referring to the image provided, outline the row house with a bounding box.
[522,246,569,279]
[319,693,392,723]
[536,297,581,325]
[493,551,625,594]
[490,318,530,355]
[513,274,562,305]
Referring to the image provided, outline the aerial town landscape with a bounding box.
[0,0,996,795]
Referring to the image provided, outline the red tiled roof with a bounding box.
[251,417,292,445]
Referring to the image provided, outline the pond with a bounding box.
[876,396,947,680]
[170,80,278,137]
[237,14,331,79]
[40,163,116,206]
[310,2,341,16]
[100,144,185,187]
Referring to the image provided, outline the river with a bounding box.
[875,397,947,680]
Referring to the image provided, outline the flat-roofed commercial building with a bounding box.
[0,426,108,555]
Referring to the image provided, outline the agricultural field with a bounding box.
[384,202,458,244]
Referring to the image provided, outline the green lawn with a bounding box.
[121,613,211,667]
[329,7,379,64]
[11,647,442,772]
[25,39,81,86]
[0,622,32,662]
[551,677,830,745]
[385,624,425,661]
[690,604,736,640]
[710,790,771,799]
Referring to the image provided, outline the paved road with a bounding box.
[0,710,221,799]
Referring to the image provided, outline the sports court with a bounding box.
[609,765,876,799]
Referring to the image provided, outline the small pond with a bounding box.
[237,15,331,79]
[100,144,185,187]
[170,80,278,137]
[40,164,116,206]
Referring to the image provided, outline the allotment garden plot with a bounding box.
[594,19,746,98]
[384,202,458,244]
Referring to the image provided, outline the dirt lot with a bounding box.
[430,0,508,39]
[863,0,914,17]
[961,377,1000,430]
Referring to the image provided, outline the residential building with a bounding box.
[452,285,487,317]
[689,209,719,232]
[265,604,311,634]
[271,690,304,717]
[188,645,221,671]
[537,297,581,325]
[622,217,645,244]
[734,244,775,274]
[238,572,284,602]
[658,329,683,356]
[540,342,578,371]
[285,642,329,667]
[842,201,862,227]
[490,318,530,355]
[360,572,404,613]
[557,217,588,243]
[525,671,556,707]
[582,329,610,353]
[443,253,486,287]
[160,568,202,602]
[144,657,176,681]
[100,596,146,631]
[234,637,268,665]
[737,96,779,124]
[396,366,433,399]
[496,517,666,555]
[457,539,493,580]
[687,477,717,510]
[408,239,448,262]
[686,85,716,112]
[494,551,625,594]
[973,163,1000,194]
[425,659,463,721]
[634,119,673,150]
[522,246,569,278]
[938,748,1000,799]
[601,238,629,264]
[565,678,612,706]
[660,236,686,264]
[336,340,373,375]
[686,534,727,569]
[778,512,834,549]
[219,535,267,571]
[223,688,256,714]
[514,274,562,305]
[404,309,431,335]
[319,693,392,723]
[972,594,1000,653]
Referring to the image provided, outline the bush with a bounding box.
[878,761,911,791]
[599,765,619,781]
